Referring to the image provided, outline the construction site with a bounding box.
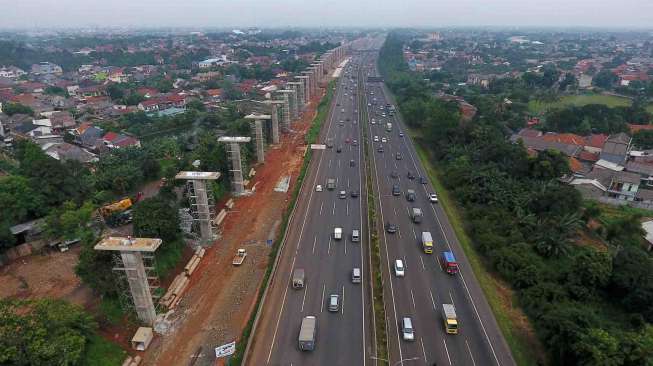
[0,43,348,366]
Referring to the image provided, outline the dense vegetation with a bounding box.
[0,299,99,365]
[380,32,653,366]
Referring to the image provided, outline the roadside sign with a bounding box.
[214,341,236,358]
[310,144,326,150]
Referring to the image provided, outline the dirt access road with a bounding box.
[143,91,325,366]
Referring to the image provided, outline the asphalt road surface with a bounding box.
[247,51,373,366]
[361,49,517,366]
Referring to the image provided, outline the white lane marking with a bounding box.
[398,228,402,239]
[332,201,336,215]
[443,338,452,365]
[338,159,341,168]
[320,201,323,216]
[320,283,326,313]
[328,236,332,255]
[347,201,350,216]
[412,227,417,240]
[344,237,348,255]
[266,254,297,363]
[348,178,350,188]
[393,207,397,216]
[410,289,416,309]
[312,235,317,254]
[341,285,345,315]
[420,256,425,271]
[420,337,428,364]
[355,80,367,366]
[328,159,332,168]
[300,285,308,313]
[466,339,478,366]
[449,292,455,307]
[430,290,437,311]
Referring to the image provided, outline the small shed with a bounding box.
[131,327,153,351]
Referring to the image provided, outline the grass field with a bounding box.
[413,141,546,366]
[81,334,126,366]
[528,94,633,114]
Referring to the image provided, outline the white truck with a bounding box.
[298,316,317,351]
[232,248,247,266]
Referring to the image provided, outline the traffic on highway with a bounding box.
[246,37,515,366]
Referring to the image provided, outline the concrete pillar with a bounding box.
[269,102,280,143]
[121,251,157,325]
[254,120,264,163]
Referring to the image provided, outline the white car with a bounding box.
[429,193,438,203]
[381,137,387,143]
[402,317,415,341]
[316,185,323,192]
[373,136,379,142]
[394,259,405,277]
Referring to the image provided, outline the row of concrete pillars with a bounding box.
[219,44,350,196]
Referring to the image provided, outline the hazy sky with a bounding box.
[3,0,653,29]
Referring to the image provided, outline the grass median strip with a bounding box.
[413,141,543,366]
[360,74,388,363]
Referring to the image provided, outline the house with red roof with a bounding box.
[138,99,160,112]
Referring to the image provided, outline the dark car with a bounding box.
[392,184,400,196]
[326,141,334,148]
[385,222,397,233]
[419,176,428,184]
[390,171,399,178]
[350,160,356,167]
[377,146,384,153]
[336,146,342,153]
[407,171,415,180]
[350,190,360,198]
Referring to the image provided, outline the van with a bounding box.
[334,227,343,240]
[328,294,340,312]
[352,268,361,283]
[402,317,415,341]
[351,229,360,242]
[394,259,405,277]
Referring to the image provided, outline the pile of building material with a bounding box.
[159,247,206,309]
[121,355,142,366]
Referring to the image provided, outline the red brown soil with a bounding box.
[0,246,94,306]
[143,91,325,366]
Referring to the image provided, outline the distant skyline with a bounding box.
[3,0,653,30]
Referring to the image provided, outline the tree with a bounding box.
[0,299,96,365]
[1,102,33,116]
[45,201,95,242]
[573,328,623,366]
[106,83,125,100]
[609,246,653,321]
[0,175,45,226]
[186,99,206,112]
[594,70,619,89]
[633,130,653,149]
[132,197,180,243]
[44,86,68,97]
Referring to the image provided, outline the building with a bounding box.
[30,62,63,75]
[599,133,631,166]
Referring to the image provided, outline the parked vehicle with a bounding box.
[298,316,317,351]
[442,304,458,334]
[232,249,247,266]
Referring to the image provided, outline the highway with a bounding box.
[246,51,373,365]
[360,48,517,366]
